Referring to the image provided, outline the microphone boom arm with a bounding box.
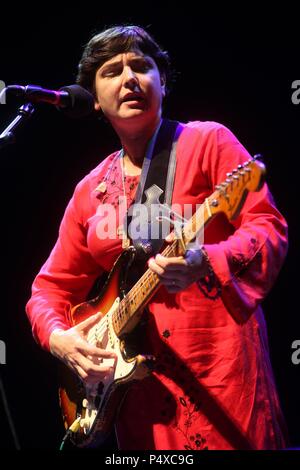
[0,100,35,150]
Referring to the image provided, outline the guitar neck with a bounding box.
[112,157,265,337]
[112,197,214,336]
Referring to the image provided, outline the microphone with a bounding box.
[5,84,95,118]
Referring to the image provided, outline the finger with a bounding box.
[148,257,165,276]
[73,364,88,382]
[78,342,117,359]
[75,364,111,385]
[76,312,102,333]
[148,258,189,280]
[78,355,115,376]
[155,254,187,269]
[63,353,89,381]
[165,232,175,243]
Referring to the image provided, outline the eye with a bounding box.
[133,62,152,72]
[103,70,118,77]
[101,67,122,77]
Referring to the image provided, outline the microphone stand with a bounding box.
[0,102,35,150]
[0,373,21,449]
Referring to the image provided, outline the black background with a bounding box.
[0,5,299,450]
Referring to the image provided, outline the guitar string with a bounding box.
[87,203,205,344]
[87,241,178,344]
[86,162,254,344]
[87,194,214,344]
[87,243,174,342]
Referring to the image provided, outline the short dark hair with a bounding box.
[76,25,172,95]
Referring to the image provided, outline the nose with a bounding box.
[123,66,139,91]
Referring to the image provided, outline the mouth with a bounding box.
[121,93,145,104]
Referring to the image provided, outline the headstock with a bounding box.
[209,154,266,220]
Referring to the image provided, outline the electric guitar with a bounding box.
[58,156,266,448]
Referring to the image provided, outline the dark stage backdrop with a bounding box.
[0,6,299,450]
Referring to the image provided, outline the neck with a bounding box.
[114,115,162,165]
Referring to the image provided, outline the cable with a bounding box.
[59,416,81,451]
[0,374,21,449]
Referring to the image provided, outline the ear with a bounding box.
[160,74,166,98]
[94,100,102,112]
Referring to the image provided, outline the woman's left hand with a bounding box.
[148,234,210,293]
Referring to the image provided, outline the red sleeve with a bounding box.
[25,177,102,351]
[201,123,288,323]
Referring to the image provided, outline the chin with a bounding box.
[121,109,148,120]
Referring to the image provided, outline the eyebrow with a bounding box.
[100,56,153,72]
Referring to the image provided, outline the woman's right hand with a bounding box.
[49,313,117,385]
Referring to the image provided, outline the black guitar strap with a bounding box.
[87,119,184,300]
[126,118,184,259]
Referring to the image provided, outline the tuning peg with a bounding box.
[226,172,233,177]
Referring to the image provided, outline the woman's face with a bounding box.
[94,49,165,129]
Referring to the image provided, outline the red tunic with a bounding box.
[26,121,288,450]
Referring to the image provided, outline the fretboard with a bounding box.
[112,196,213,336]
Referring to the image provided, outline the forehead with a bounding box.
[99,50,155,69]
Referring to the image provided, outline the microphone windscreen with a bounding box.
[59,84,95,118]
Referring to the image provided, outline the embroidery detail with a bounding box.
[155,351,209,450]
[231,254,247,272]
[197,247,221,300]
[95,156,139,207]
[172,395,208,450]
